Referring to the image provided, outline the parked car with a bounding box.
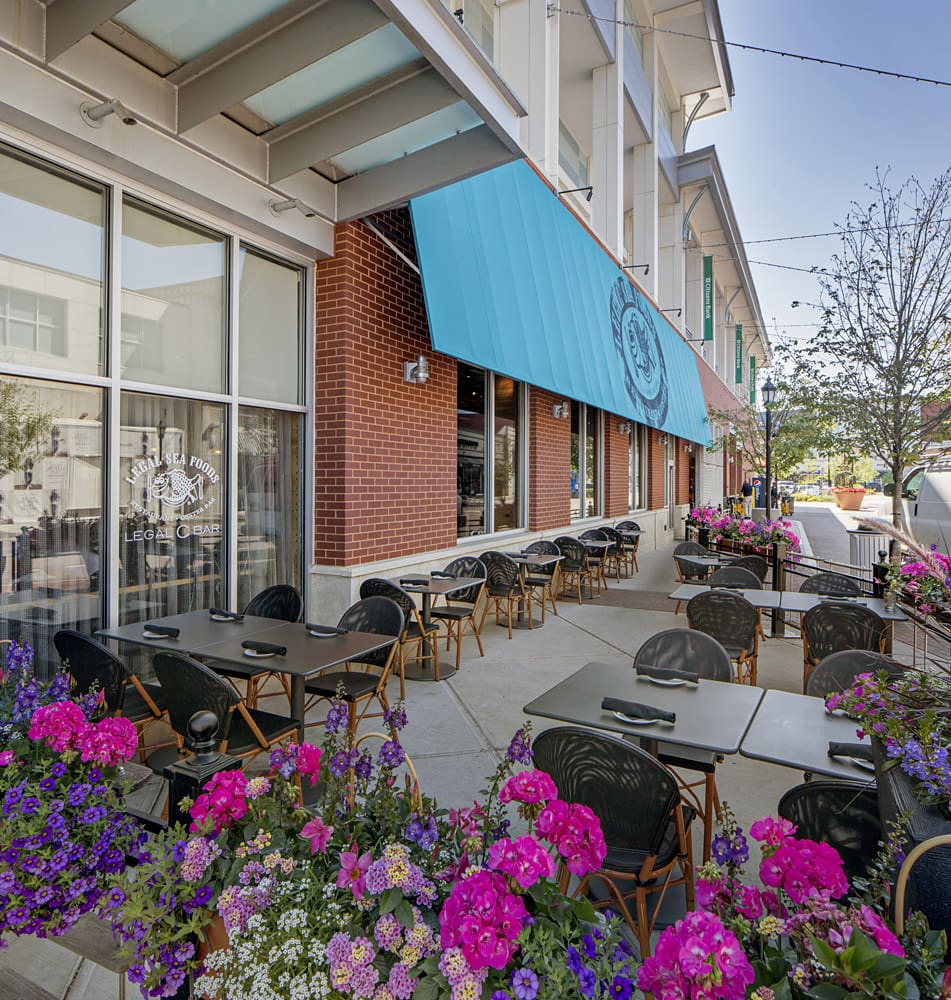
[885,463,951,550]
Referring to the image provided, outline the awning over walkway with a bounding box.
[409,160,711,445]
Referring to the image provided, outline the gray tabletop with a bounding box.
[504,552,564,568]
[96,610,287,651]
[779,592,906,621]
[523,661,764,754]
[669,584,782,609]
[579,539,611,552]
[739,688,875,780]
[394,575,483,596]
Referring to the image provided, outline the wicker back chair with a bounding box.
[805,649,906,699]
[430,556,487,669]
[600,526,626,582]
[615,521,641,573]
[480,551,531,639]
[523,540,561,621]
[673,540,710,557]
[244,584,303,622]
[554,536,595,603]
[778,780,882,883]
[686,590,760,684]
[359,578,440,692]
[707,566,762,590]
[304,596,404,736]
[153,652,298,768]
[533,727,694,957]
[579,529,609,591]
[800,572,862,597]
[801,603,887,690]
[729,554,768,583]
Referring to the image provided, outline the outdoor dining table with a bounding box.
[668,582,783,609]
[393,574,484,681]
[502,552,565,629]
[738,688,875,781]
[97,610,397,736]
[523,660,764,860]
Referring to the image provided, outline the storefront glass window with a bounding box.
[570,401,582,521]
[121,200,226,393]
[629,423,645,510]
[237,407,301,608]
[118,392,225,625]
[0,374,104,676]
[585,405,599,518]
[238,248,302,404]
[0,146,105,376]
[457,364,486,538]
[493,375,520,532]
[570,401,600,520]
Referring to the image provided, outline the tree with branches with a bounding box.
[790,168,951,527]
[0,378,54,481]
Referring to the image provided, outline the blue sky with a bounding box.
[690,0,950,356]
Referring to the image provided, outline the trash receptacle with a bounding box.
[848,528,887,583]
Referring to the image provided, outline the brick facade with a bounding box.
[602,413,632,517]
[647,428,667,510]
[528,387,571,530]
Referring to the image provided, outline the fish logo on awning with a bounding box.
[610,277,669,426]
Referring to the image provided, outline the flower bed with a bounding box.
[708,514,802,555]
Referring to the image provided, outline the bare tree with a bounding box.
[792,168,951,526]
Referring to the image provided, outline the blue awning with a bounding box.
[409,159,711,446]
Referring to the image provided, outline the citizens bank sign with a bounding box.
[125,453,219,521]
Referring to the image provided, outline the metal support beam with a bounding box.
[682,91,709,148]
[268,68,458,182]
[175,0,387,132]
[682,185,706,242]
[723,286,741,324]
[46,0,138,61]
[335,124,516,220]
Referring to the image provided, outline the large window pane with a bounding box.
[237,407,301,609]
[493,375,520,531]
[457,365,486,537]
[570,400,582,521]
[585,405,599,518]
[0,146,105,375]
[238,248,302,404]
[0,375,104,677]
[121,200,226,392]
[119,392,225,624]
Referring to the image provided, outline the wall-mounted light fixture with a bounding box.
[684,442,694,454]
[557,185,593,202]
[661,307,682,318]
[657,434,667,446]
[617,421,632,435]
[80,98,138,127]
[268,197,318,219]
[403,355,430,384]
[623,264,650,276]
[552,401,570,419]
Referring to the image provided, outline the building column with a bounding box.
[591,2,623,258]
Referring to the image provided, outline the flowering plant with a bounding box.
[707,514,802,555]
[686,504,720,528]
[831,486,868,494]
[692,807,945,999]
[858,519,951,615]
[0,642,145,945]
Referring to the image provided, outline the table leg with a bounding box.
[291,675,305,740]
[404,593,456,682]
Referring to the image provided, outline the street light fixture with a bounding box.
[762,376,778,518]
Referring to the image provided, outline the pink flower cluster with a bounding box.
[28,701,137,766]
[498,768,557,805]
[750,817,848,904]
[637,910,754,1000]
[189,770,248,834]
[439,869,527,970]
[687,505,719,527]
[488,835,556,889]
[785,897,904,959]
[535,799,607,876]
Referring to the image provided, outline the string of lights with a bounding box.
[701,216,951,250]
[547,5,951,87]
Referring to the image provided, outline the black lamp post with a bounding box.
[762,376,778,518]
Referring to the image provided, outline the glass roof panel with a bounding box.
[242,24,420,126]
[114,0,292,63]
[332,102,483,175]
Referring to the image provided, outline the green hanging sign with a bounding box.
[749,356,756,404]
[702,255,713,341]
[735,324,743,384]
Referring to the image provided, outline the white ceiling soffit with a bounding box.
[39,0,523,218]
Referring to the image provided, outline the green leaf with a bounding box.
[380,888,403,914]
[805,983,849,1000]
[413,979,440,1000]
[810,935,842,970]
[395,899,414,929]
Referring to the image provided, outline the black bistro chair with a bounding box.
[600,526,627,582]
[480,551,532,639]
[523,540,562,622]
[800,572,862,597]
[805,649,906,699]
[615,520,641,574]
[359,578,440,693]
[579,529,610,591]
[430,556,487,670]
[554,536,596,603]
[686,590,760,685]
[801,603,887,691]
[533,727,695,958]
[633,628,732,861]
[707,566,762,590]
[729,554,768,584]
[303,596,404,738]
[778,780,882,883]
[54,629,167,754]
[152,651,298,770]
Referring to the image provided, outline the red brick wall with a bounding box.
[603,412,631,517]
[528,388,571,530]
[648,428,666,509]
[314,212,456,565]
[675,439,690,504]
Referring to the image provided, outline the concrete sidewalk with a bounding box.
[0,525,872,999]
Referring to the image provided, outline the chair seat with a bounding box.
[305,670,380,700]
[721,644,749,659]
[603,805,696,874]
[431,605,476,621]
[487,584,521,597]
[657,742,717,774]
[122,682,166,723]
[524,575,553,586]
[212,660,269,680]
[405,621,440,640]
[225,708,299,756]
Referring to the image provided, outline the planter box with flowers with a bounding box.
[831,486,867,511]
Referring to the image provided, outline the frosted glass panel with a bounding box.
[121,200,226,393]
[238,248,301,404]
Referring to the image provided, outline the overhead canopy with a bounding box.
[409,160,711,446]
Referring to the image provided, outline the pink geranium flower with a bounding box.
[488,835,556,889]
[296,742,322,785]
[337,843,373,899]
[749,815,796,850]
[498,769,558,805]
[301,816,334,854]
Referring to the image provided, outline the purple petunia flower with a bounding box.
[511,968,539,1000]
[378,740,405,768]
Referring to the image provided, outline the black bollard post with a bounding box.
[163,711,240,829]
